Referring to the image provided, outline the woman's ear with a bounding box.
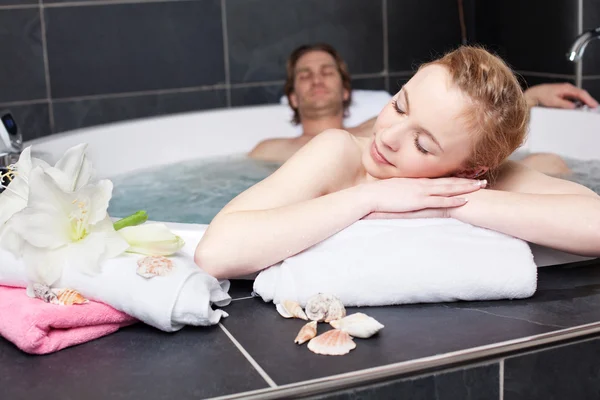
[455,166,489,179]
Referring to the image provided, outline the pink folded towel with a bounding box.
[0,286,137,355]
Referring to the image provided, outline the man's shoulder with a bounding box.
[248,137,299,161]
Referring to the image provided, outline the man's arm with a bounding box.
[524,83,599,109]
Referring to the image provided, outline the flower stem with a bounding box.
[113,210,148,231]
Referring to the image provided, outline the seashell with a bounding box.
[136,255,174,278]
[31,283,58,304]
[276,300,308,320]
[307,329,356,356]
[329,313,384,339]
[305,293,346,322]
[294,321,317,345]
[52,288,89,306]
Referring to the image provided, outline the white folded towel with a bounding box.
[0,228,230,332]
[253,219,537,307]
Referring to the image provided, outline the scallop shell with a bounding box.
[31,283,58,304]
[329,313,384,338]
[276,300,308,320]
[294,321,317,345]
[52,289,89,306]
[305,293,346,322]
[136,255,174,278]
[307,329,356,356]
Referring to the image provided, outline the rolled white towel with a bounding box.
[254,219,537,307]
[0,227,230,332]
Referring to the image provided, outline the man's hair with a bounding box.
[284,43,352,125]
[421,46,529,181]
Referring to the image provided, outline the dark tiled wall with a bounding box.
[308,362,500,400]
[583,0,600,97]
[473,0,600,99]
[302,336,600,399]
[0,0,464,140]
[504,337,600,400]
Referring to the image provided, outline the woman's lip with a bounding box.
[370,141,392,166]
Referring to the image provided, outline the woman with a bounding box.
[195,46,600,279]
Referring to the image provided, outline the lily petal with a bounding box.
[9,207,69,249]
[0,224,24,257]
[0,177,28,225]
[93,217,129,259]
[76,179,112,225]
[119,223,185,256]
[22,243,68,287]
[49,143,95,192]
[65,231,107,275]
[26,167,73,215]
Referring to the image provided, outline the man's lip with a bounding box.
[371,141,393,166]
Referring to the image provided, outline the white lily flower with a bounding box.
[118,223,185,256]
[0,147,50,226]
[7,167,128,286]
[0,143,93,257]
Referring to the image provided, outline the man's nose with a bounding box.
[311,73,324,85]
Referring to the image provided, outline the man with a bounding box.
[250,43,598,176]
[249,43,376,162]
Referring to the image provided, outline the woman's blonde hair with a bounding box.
[421,46,529,181]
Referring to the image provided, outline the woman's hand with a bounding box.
[363,177,486,215]
[524,83,599,109]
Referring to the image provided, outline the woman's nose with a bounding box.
[380,124,406,152]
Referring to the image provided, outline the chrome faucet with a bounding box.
[568,27,600,62]
[567,27,600,88]
[0,111,23,193]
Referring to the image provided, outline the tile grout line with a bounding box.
[43,0,200,9]
[387,71,415,78]
[0,74,393,108]
[382,0,389,92]
[231,296,255,302]
[576,0,583,87]
[38,0,55,133]
[515,70,577,79]
[0,99,48,108]
[446,305,565,329]
[218,323,278,388]
[0,4,39,10]
[499,359,504,400]
[220,0,231,108]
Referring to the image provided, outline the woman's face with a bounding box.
[363,65,477,180]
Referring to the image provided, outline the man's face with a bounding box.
[289,50,349,120]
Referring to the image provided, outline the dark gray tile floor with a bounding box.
[2,259,600,399]
[0,324,269,399]
[221,298,554,386]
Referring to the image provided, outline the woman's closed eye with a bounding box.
[414,134,429,154]
[391,99,405,115]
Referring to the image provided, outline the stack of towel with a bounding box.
[0,226,231,354]
[0,286,136,355]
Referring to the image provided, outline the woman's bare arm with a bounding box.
[450,162,600,256]
[195,130,370,278]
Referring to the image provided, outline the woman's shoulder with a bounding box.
[304,129,365,161]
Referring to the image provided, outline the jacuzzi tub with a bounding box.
[25,103,600,267]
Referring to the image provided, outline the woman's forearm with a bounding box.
[195,186,372,279]
[450,189,600,256]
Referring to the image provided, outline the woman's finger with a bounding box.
[425,181,486,196]
[422,195,469,209]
